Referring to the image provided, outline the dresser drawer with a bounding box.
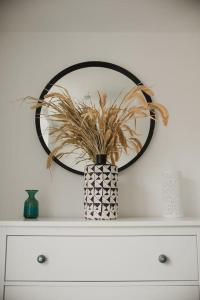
[5,235,198,281]
[4,285,200,300]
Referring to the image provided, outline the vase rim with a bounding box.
[85,163,118,168]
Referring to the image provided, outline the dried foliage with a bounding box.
[26,85,169,168]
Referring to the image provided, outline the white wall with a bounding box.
[0,2,200,219]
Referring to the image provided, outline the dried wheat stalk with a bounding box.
[26,85,169,168]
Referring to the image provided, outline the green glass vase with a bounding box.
[23,190,39,219]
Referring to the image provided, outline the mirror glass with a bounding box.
[36,62,155,175]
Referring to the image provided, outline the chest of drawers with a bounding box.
[0,218,200,300]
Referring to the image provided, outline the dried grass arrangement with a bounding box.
[26,85,168,168]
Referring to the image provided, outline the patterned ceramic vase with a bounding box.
[84,154,118,220]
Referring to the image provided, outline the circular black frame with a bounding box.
[35,61,155,175]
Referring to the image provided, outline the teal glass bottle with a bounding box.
[23,190,39,219]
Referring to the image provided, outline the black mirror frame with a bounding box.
[35,61,155,175]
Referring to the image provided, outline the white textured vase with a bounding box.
[162,171,183,218]
[84,163,118,220]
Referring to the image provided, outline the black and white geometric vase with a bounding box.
[84,164,118,220]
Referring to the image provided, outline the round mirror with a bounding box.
[35,61,155,175]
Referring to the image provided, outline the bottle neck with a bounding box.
[96,154,107,165]
[26,190,38,200]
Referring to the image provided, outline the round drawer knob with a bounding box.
[158,254,168,263]
[37,255,47,264]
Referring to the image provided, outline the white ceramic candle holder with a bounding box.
[162,170,184,218]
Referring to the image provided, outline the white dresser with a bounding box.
[0,218,200,300]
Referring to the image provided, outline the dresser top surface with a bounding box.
[0,217,200,227]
